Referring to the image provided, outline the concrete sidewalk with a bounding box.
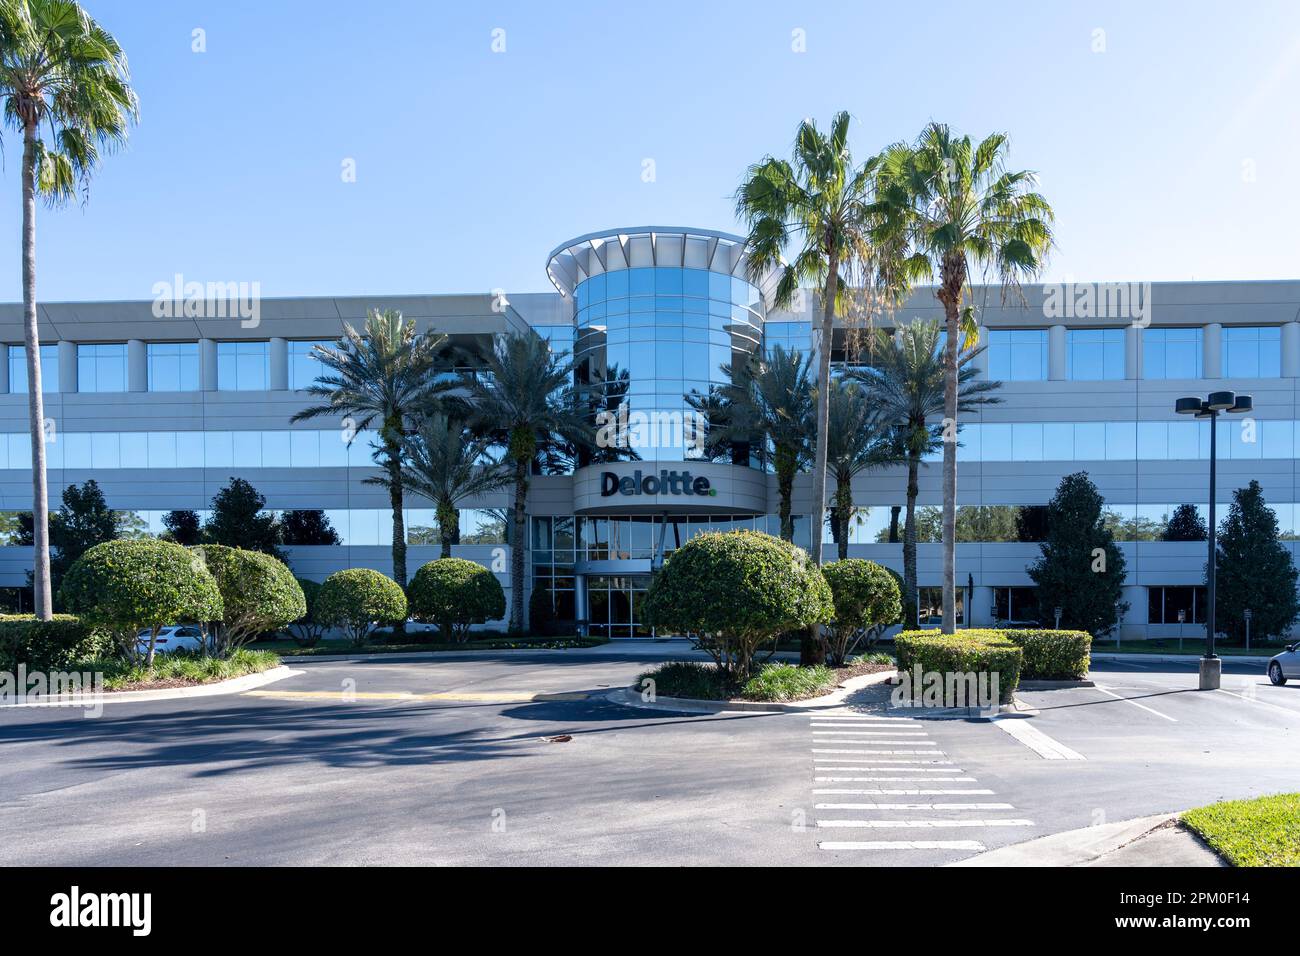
[949,813,1225,867]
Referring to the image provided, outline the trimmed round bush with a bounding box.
[821,559,902,665]
[316,568,408,646]
[60,539,223,664]
[191,545,306,652]
[290,577,326,647]
[408,558,506,642]
[644,530,832,680]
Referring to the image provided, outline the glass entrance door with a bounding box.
[584,574,653,639]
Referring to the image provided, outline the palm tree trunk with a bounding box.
[776,447,795,542]
[904,454,920,629]
[509,458,528,633]
[21,126,52,621]
[437,501,456,560]
[939,277,961,635]
[384,438,407,636]
[835,477,852,561]
[810,251,838,566]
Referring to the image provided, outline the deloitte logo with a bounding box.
[600,469,715,497]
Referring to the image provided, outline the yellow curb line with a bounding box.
[243,689,589,703]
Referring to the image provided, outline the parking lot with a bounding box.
[0,645,1293,866]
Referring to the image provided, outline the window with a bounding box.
[147,343,199,392]
[77,343,127,392]
[1148,586,1206,625]
[8,345,58,393]
[917,587,965,627]
[987,329,1048,381]
[288,340,332,390]
[1068,329,1125,380]
[1143,328,1202,379]
[1222,326,1281,378]
[994,586,1039,623]
[217,341,269,390]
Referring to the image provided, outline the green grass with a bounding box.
[80,648,282,691]
[638,661,845,702]
[1098,640,1288,657]
[1182,793,1300,866]
[262,634,607,656]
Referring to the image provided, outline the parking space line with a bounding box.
[1214,687,1300,717]
[818,840,986,851]
[1091,685,1177,722]
[990,716,1086,759]
[817,818,1033,829]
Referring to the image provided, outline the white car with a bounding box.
[136,625,206,655]
[1268,643,1300,686]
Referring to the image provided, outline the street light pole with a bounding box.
[1175,390,1252,690]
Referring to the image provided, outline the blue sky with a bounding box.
[2,0,1297,302]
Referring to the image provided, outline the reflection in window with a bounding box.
[1143,328,1202,379]
[8,344,58,393]
[217,341,269,390]
[147,343,199,392]
[1148,586,1206,625]
[987,329,1047,381]
[78,343,127,392]
[289,340,333,390]
[1067,329,1125,380]
[1222,326,1281,378]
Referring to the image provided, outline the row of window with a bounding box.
[0,508,508,548]
[4,341,335,394]
[988,326,1281,381]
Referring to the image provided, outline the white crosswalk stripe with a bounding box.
[807,709,1032,856]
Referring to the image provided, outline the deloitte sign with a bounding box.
[600,469,715,498]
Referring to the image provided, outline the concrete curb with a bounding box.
[947,812,1221,867]
[1018,679,1095,690]
[0,665,301,707]
[1092,652,1274,665]
[275,645,609,664]
[606,668,899,714]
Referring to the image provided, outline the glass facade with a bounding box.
[1222,326,1281,378]
[574,267,762,462]
[217,341,269,390]
[988,329,1048,381]
[7,344,58,393]
[289,340,333,390]
[1067,328,1125,380]
[78,343,128,392]
[148,343,199,392]
[1143,328,1202,379]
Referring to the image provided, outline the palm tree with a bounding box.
[291,309,452,598]
[874,124,1054,632]
[736,111,882,566]
[394,414,511,559]
[700,345,814,542]
[825,377,893,560]
[850,321,1000,627]
[0,0,137,619]
[460,333,590,632]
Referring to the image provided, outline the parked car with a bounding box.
[136,625,205,655]
[1268,643,1300,685]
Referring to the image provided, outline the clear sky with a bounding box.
[2,0,1298,303]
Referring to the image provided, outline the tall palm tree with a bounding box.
[700,345,814,543]
[874,124,1054,632]
[394,413,511,559]
[736,111,882,566]
[460,333,590,632]
[0,0,137,619]
[825,377,893,560]
[851,321,1000,627]
[291,309,451,598]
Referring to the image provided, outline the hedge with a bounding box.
[0,614,108,671]
[894,631,1022,705]
[1002,629,1091,680]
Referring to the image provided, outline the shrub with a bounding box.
[0,614,109,671]
[1002,629,1091,680]
[316,568,407,646]
[528,586,556,637]
[408,558,506,642]
[821,559,902,665]
[289,578,326,647]
[191,545,306,653]
[893,630,1022,705]
[60,539,223,665]
[740,663,836,702]
[643,531,832,681]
